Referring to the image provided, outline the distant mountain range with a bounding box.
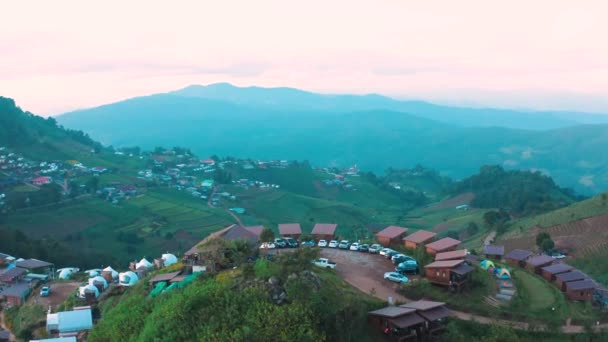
[55,83,608,194]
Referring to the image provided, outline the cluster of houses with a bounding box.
[0,253,55,307]
[502,248,608,306]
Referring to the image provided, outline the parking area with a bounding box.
[319,248,419,303]
[29,281,79,308]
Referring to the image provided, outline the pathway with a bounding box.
[483,231,497,246]
[207,186,244,226]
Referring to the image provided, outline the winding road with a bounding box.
[207,186,244,226]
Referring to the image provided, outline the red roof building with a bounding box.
[32,176,52,186]
[435,249,468,261]
[403,230,437,250]
[425,238,461,255]
[376,226,409,246]
[311,223,337,241]
[278,223,302,238]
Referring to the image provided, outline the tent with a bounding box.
[85,269,102,277]
[119,271,139,286]
[89,276,109,290]
[494,268,511,279]
[136,258,153,269]
[480,260,495,270]
[78,284,100,299]
[161,253,178,267]
[102,266,119,280]
[57,268,79,280]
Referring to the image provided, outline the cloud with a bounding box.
[579,175,595,187]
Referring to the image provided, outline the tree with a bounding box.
[466,222,480,236]
[536,232,555,252]
[259,228,275,243]
[85,177,99,193]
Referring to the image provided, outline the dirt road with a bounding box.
[320,248,606,334]
[207,186,244,226]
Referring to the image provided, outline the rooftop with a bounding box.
[376,226,408,239]
[311,223,337,236]
[0,267,27,282]
[424,259,464,269]
[483,244,505,256]
[452,263,475,276]
[556,270,588,282]
[0,282,31,297]
[403,230,437,244]
[148,271,182,284]
[389,313,426,328]
[425,237,461,252]
[435,249,468,261]
[400,300,446,311]
[369,306,417,318]
[505,249,533,261]
[278,223,302,235]
[416,305,451,321]
[222,225,258,243]
[566,279,597,291]
[54,308,93,333]
[526,255,555,267]
[541,263,573,275]
[244,225,264,237]
[16,258,53,269]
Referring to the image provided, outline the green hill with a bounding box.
[56,86,608,195]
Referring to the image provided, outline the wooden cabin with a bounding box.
[424,259,473,292]
[482,245,504,261]
[368,306,425,340]
[565,279,597,302]
[278,223,302,239]
[555,270,588,291]
[504,249,533,267]
[435,249,467,261]
[400,301,452,336]
[311,223,337,241]
[376,226,409,246]
[525,255,555,274]
[425,238,461,256]
[403,230,437,250]
[541,263,573,282]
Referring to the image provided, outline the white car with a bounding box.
[379,248,394,256]
[318,239,328,247]
[384,272,409,284]
[260,242,276,249]
[391,253,407,262]
[349,242,360,251]
[328,240,339,248]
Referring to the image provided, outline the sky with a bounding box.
[1,0,607,116]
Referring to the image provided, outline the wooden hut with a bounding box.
[403,230,436,250]
[368,306,425,339]
[424,260,473,292]
[565,279,597,302]
[541,263,573,282]
[400,301,452,336]
[425,238,461,256]
[311,223,337,241]
[504,249,533,267]
[278,223,302,239]
[555,270,588,291]
[435,249,467,261]
[525,255,555,274]
[376,226,409,246]
[482,245,504,261]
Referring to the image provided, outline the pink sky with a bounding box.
[1,0,607,115]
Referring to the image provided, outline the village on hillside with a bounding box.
[2,218,608,341]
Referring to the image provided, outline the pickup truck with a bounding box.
[313,258,337,269]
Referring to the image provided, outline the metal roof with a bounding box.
[16,258,53,269]
[401,300,446,311]
[369,306,416,318]
[425,237,461,252]
[278,223,302,235]
[452,263,475,275]
[403,230,437,244]
[505,249,532,261]
[311,223,337,236]
[54,308,93,333]
[556,270,588,282]
[0,267,26,282]
[566,279,597,291]
[526,255,555,267]
[435,249,468,261]
[376,226,409,239]
[416,306,451,321]
[425,259,465,269]
[483,245,505,256]
[541,263,573,275]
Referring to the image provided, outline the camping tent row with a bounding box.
[374,226,462,255]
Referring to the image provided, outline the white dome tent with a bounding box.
[135,258,153,269]
[103,266,119,280]
[78,284,100,298]
[119,271,139,286]
[89,276,109,290]
[161,253,178,267]
[85,269,102,277]
[57,268,79,280]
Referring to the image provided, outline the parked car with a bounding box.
[314,258,337,269]
[384,272,409,283]
[318,239,328,247]
[285,237,299,248]
[328,240,339,248]
[393,254,416,265]
[359,244,369,252]
[349,242,360,251]
[338,240,350,249]
[369,244,382,254]
[385,250,399,259]
[395,260,419,274]
[260,242,276,249]
[551,252,567,259]
[301,240,315,247]
[379,248,394,256]
[274,238,287,248]
[40,286,51,297]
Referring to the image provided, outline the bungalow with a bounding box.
[424,259,473,292]
[425,237,461,256]
[525,255,555,274]
[403,230,437,250]
[46,306,93,337]
[367,306,425,339]
[482,245,505,261]
[16,258,55,277]
[0,267,27,285]
[278,223,302,239]
[565,279,597,302]
[400,300,452,336]
[504,249,533,267]
[376,226,409,246]
[32,176,52,186]
[311,223,337,241]
[555,271,589,291]
[0,282,31,306]
[435,249,468,261]
[541,263,574,282]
